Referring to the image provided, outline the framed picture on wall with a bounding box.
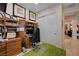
[29,11,36,21]
[13,3,26,19]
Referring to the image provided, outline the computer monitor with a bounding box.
[26,29,34,34]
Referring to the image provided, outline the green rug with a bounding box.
[23,43,65,56]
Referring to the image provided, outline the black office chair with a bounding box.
[31,28,40,51]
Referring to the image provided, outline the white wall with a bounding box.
[38,4,63,48]
[6,3,13,15]
[6,3,29,20]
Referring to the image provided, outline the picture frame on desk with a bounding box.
[13,3,26,19]
[29,11,36,21]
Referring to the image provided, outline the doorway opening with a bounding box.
[63,6,79,55]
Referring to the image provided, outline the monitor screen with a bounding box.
[26,29,34,34]
[0,3,7,12]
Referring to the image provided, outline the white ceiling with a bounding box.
[18,3,79,16]
[63,3,79,16]
[18,3,57,13]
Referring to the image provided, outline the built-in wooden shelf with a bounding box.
[6,19,17,22]
[5,23,17,27]
[0,38,21,56]
[25,21,37,28]
[0,24,4,26]
[0,13,21,56]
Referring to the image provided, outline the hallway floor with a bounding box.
[64,36,79,56]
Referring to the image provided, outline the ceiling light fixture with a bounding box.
[35,3,38,5]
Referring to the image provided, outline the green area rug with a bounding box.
[23,43,65,56]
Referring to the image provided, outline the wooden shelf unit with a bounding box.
[0,42,6,56]
[26,21,37,28]
[0,14,22,56]
[0,17,5,27]
[0,15,38,55]
[0,38,21,56]
[25,35,31,48]
[6,38,21,56]
[4,17,18,27]
[0,16,18,27]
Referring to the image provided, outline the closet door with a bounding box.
[38,13,58,46]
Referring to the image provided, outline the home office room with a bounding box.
[0,3,65,56]
[0,3,79,56]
